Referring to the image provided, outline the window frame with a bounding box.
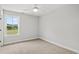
[4,14,20,36]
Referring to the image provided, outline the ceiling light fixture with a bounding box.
[33,4,39,12]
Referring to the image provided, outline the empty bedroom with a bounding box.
[0,4,79,54]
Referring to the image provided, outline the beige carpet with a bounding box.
[0,39,76,54]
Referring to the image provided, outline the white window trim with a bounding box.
[4,14,20,36]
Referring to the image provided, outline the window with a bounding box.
[4,15,20,35]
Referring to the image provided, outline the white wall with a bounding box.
[3,10,39,44]
[39,5,79,53]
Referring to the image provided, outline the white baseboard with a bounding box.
[40,37,79,54]
[3,37,38,45]
[2,36,79,53]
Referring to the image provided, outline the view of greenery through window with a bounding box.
[5,15,19,35]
